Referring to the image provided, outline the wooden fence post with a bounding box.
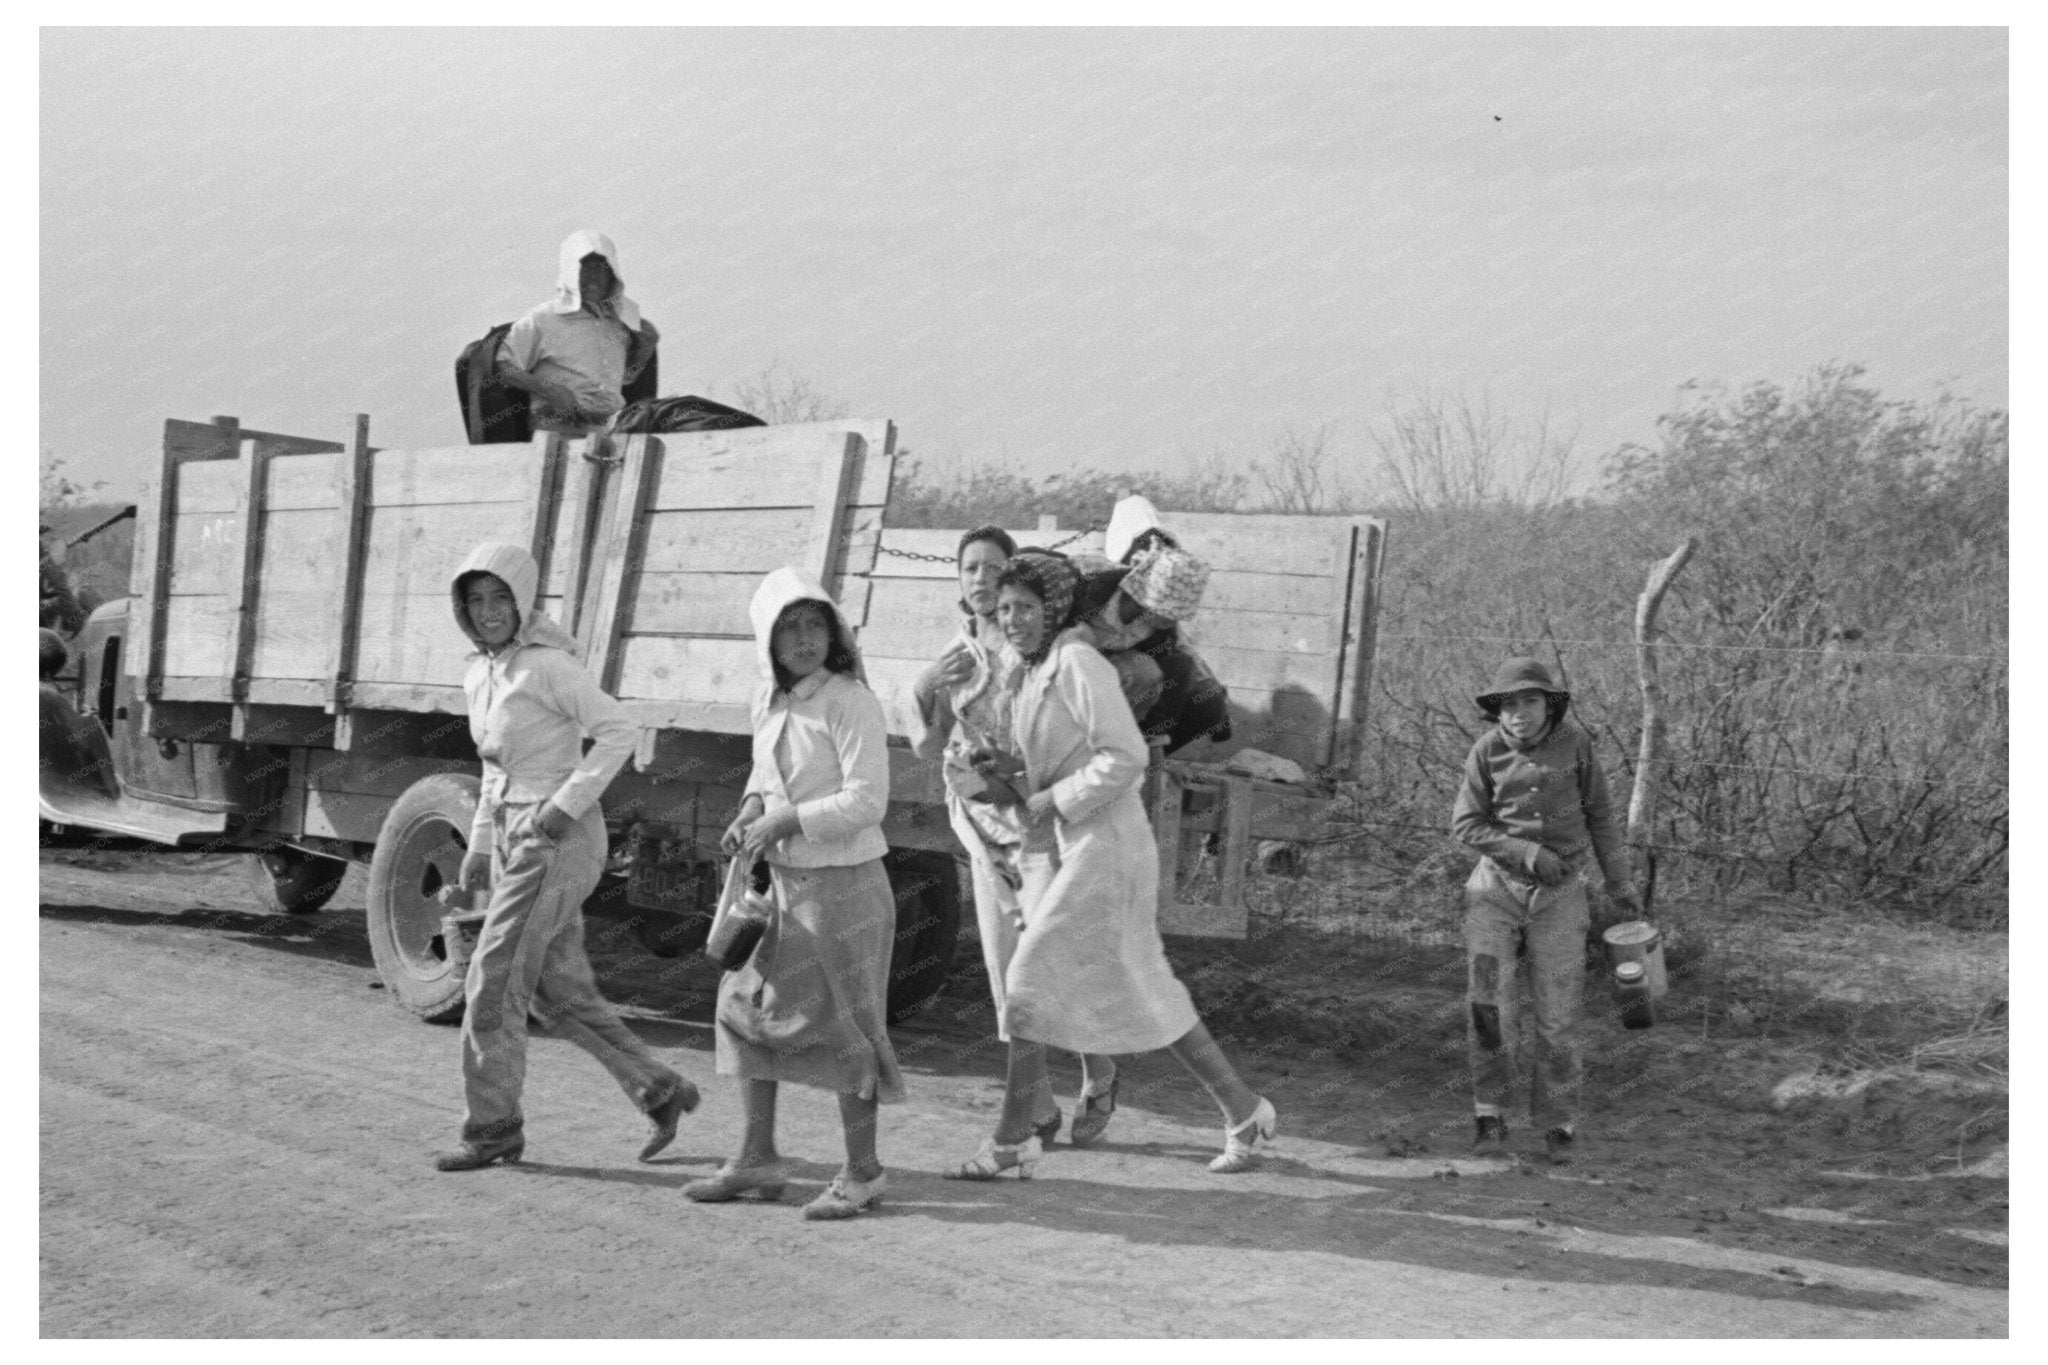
[1628,537,1697,910]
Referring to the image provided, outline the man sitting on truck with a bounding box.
[494,230,659,435]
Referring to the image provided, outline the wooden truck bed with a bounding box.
[863,514,1385,777]
[132,416,894,742]
[129,415,1383,937]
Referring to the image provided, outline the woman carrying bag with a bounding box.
[687,567,904,1221]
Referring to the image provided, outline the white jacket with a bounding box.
[451,542,635,849]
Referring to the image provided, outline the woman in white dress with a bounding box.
[944,552,1277,1179]
[910,529,1120,1148]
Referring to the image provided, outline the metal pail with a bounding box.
[1602,920,1669,999]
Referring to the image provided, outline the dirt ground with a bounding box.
[39,842,2007,1338]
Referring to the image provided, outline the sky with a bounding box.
[39,26,2007,504]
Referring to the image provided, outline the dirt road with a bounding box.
[40,847,2006,1338]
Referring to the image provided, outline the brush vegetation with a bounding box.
[888,364,2008,926]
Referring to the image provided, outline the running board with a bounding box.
[39,786,230,846]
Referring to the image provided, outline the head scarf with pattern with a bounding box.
[995,550,1080,665]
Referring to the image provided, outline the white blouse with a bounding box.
[744,669,892,868]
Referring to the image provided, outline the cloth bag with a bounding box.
[703,858,773,973]
[607,394,763,434]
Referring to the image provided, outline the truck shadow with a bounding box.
[38,902,376,971]
[497,1137,1927,1314]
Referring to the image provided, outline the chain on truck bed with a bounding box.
[874,523,1106,564]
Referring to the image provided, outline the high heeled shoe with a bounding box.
[942,1134,1043,1181]
[1032,1107,1064,1146]
[1208,1096,1277,1174]
[637,1079,701,1162]
[683,1160,791,1203]
[1069,1073,1119,1148]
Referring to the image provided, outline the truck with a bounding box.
[38,414,1386,1025]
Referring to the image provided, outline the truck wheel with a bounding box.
[246,847,348,915]
[366,773,479,1024]
[884,848,961,1024]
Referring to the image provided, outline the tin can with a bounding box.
[1613,960,1656,1030]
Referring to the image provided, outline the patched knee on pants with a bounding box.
[1471,1002,1503,1050]
[1471,951,1500,996]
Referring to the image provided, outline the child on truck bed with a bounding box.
[1451,657,1641,1164]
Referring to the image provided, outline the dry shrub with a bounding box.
[818,366,2008,926]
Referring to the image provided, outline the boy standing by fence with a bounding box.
[1451,657,1640,1163]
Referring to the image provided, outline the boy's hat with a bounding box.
[1122,544,1210,622]
[1476,656,1569,713]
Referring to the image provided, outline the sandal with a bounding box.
[1208,1096,1277,1174]
[1069,1073,1119,1148]
[1032,1107,1064,1147]
[942,1134,1043,1181]
[683,1160,791,1203]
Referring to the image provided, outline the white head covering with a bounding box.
[550,229,642,330]
[450,542,582,657]
[1104,495,1177,565]
[747,566,867,693]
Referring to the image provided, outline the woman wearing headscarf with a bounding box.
[909,533,1120,1148]
[943,553,1277,1180]
[688,567,904,1221]
[1071,541,1233,757]
[495,230,660,434]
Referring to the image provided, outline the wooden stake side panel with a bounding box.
[134,419,346,689]
[630,507,885,576]
[152,444,351,682]
[604,427,894,734]
[250,455,347,679]
[860,514,1362,771]
[352,480,537,685]
[140,421,901,719]
[645,421,894,512]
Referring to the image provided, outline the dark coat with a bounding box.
[1072,567,1232,755]
[455,322,659,445]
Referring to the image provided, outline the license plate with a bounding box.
[629,861,706,911]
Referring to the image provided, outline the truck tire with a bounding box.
[883,847,961,1024]
[366,773,479,1024]
[246,847,347,916]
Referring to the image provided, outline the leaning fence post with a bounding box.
[1628,537,1697,911]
